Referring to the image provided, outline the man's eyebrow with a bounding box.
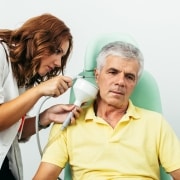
[107,67,119,71]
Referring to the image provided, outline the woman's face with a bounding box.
[38,40,69,76]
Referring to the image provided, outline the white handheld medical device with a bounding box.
[35,76,98,156]
[61,77,98,130]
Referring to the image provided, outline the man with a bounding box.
[33,41,180,180]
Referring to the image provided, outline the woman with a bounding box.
[0,13,80,179]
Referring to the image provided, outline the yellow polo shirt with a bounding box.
[42,100,180,180]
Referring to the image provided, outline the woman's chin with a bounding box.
[38,71,47,76]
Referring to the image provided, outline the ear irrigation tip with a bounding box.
[72,75,95,81]
[71,75,83,81]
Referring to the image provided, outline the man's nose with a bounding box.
[116,74,125,86]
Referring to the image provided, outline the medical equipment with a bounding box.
[35,75,98,180]
[61,77,98,130]
[35,75,98,155]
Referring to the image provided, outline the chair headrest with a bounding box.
[84,32,139,71]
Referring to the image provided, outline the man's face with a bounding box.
[95,55,139,108]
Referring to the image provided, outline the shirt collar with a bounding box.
[84,100,141,122]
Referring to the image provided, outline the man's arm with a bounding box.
[170,168,180,180]
[33,162,62,180]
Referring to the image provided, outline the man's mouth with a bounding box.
[110,90,125,95]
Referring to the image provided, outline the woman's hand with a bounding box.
[39,104,82,127]
[35,75,73,97]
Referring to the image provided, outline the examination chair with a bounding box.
[64,33,171,180]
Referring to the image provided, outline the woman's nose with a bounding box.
[54,58,61,67]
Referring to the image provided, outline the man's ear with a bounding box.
[94,68,99,82]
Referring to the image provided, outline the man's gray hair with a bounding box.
[96,41,144,78]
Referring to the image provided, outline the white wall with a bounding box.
[1,0,180,179]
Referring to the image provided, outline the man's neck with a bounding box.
[94,100,128,128]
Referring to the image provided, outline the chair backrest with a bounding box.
[64,32,171,180]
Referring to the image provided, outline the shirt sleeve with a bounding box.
[41,123,68,168]
[159,117,180,172]
[0,43,9,104]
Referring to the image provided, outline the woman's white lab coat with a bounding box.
[0,43,23,180]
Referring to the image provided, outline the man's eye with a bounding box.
[109,70,117,74]
[126,75,135,81]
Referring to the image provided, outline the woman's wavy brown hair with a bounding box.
[0,13,73,87]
